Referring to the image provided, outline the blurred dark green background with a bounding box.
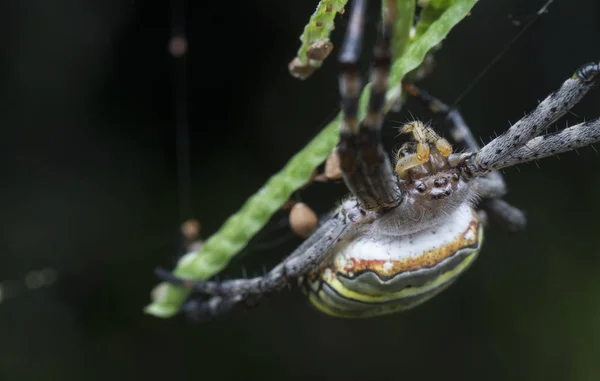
[2,0,600,380]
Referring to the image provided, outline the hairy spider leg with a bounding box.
[402,83,526,231]
[467,62,600,172]
[337,0,401,211]
[452,62,600,179]
[156,210,361,321]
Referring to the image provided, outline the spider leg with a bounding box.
[479,198,527,232]
[337,0,401,211]
[487,119,600,169]
[402,82,526,231]
[157,209,360,321]
[474,62,600,170]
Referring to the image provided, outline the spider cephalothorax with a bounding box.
[157,0,600,321]
[373,121,475,235]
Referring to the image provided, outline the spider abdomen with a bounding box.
[302,203,482,318]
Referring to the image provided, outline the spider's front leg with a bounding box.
[156,212,359,321]
[452,62,600,182]
[337,0,402,211]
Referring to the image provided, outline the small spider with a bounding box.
[158,0,600,320]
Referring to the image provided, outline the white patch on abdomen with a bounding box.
[334,202,475,263]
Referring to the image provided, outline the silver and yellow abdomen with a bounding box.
[301,203,483,318]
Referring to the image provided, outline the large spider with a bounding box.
[158,0,600,320]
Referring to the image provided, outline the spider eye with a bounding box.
[415,182,427,193]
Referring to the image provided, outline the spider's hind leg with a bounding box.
[402,82,526,231]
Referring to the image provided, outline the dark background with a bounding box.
[2,0,600,380]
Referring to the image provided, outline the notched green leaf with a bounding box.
[289,0,348,80]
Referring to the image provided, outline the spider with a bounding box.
[157,0,600,321]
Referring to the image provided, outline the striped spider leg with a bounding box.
[157,0,600,320]
[336,0,401,211]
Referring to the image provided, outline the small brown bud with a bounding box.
[289,203,318,238]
